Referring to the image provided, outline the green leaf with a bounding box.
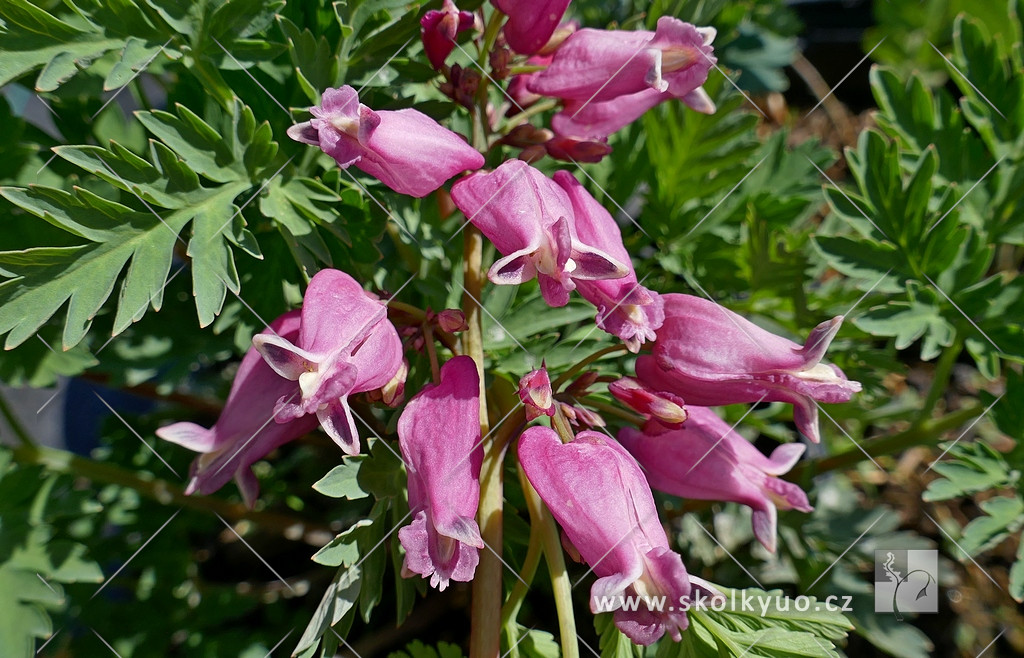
[313,458,370,501]
[856,285,955,360]
[387,640,465,658]
[0,564,63,657]
[293,564,361,657]
[959,496,1024,555]
[924,441,1017,502]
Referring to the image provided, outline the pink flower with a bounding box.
[543,135,612,163]
[287,86,484,197]
[493,0,572,54]
[398,356,484,590]
[519,427,717,645]
[635,294,862,443]
[421,0,475,69]
[618,406,812,553]
[552,171,663,350]
[528,18,715,104]
[519,367,555,420]
[252,269,404,455]
[156,311,319,507]
[608,377,687,428]
[551,85,715,141]
[449,159,628,306]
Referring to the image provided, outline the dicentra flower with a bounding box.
[253,268,404,455]
[493,0,572,54]
[287,86,484,197]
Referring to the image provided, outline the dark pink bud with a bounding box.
[421,0,475,70]
[619,406,813,553]
[436,309,468,333]
[519,368,555,420]
[544,135,612,163]
[609,377,687,428]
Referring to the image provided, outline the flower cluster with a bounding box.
[157,1,861,647]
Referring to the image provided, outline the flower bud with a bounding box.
[608,377,687,428]
[519,368,555,420]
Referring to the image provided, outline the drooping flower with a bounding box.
[528,17,715,104]
[156,311,319,507]
[287,86,484,198]
[449,159,628,306]
[519,367,555,420]
[618,406,812,553]
[398,355,484,590]
[518,426,718,644]
[252,269,404,455]
[551,85,715,141]
[493,0,572,54]
[552,171,663,350]
[634,293,862,443]
[421,0,475,70]
[544,135,612,163]
[608,377,687,428]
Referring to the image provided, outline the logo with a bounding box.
[874,549,938,619]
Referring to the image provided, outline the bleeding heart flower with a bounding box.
[634,293,862,443]
[528,17,715,105]
[552,171,663,351]
[421,0,475,69]
[519,367,555,420]
[551,85,715,141]
[156,310,319,507]
[450,159,628,306]
[618,406,812,553]
[398,356,484,590]
[519,426,719,644]
[253,269,404,455]
[287,86,485,197]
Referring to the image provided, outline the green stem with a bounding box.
[466,225,502,658]
[789,403,984,480]
[577,398,645,426]
[519,462,578,658]
[551,344,630,391]
[500,514,544,652]
[499,99,559,136]
[0,390,35,447]
[914,336,963,427]
[506,64,548,75]
[9,442,331,542]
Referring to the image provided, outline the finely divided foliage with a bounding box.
[0,1,1021,658]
